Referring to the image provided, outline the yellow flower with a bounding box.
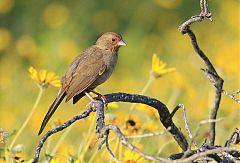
[28,66,61,88]
[136,104,159,119]
[142,120,160,132]
[108,102,119,109]
[151,53,176,78]
[122,150,146,163]
[124,115,142,135]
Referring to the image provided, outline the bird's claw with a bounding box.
[94,95,108,109]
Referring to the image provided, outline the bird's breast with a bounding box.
[91,53,118,87]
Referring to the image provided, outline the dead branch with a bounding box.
[179,0,224,146]
[33,93,188,162]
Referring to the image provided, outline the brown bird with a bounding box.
[38,32,126,135]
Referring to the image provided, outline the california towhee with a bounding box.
[38,32,126,135]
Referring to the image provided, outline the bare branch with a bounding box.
[179,0,212,34]
[33,93,188,162]
[170,104,199,150]
[178,147,240,163]
[179,0,224,146]
[104,93,189,150]
[32,106,94,163]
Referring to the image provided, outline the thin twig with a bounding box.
[177,147,240,163]
[202,68,240,104]
[126,127,171,139]
[105,134,120,163]
[170,104,199,150]
[99,124,170,162]
[225,128,240,147]
[179,0,212,34]
[192,118,224,143]
[32,106,94,162]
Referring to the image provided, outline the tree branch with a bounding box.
[32,93,188,162]
[103,93,188,150]
[179,0,224,146]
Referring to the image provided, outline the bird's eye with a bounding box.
[112,38,116,42]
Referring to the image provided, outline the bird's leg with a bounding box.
[90,90,108,108]
[84,91,96,101]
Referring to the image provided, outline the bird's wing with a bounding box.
[63,47,106,102]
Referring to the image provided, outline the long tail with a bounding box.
[38,92,66,135]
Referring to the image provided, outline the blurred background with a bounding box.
[0,0,239,162]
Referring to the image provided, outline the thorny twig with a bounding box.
[179,0,224,146]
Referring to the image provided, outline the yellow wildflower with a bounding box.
[122,150,146,163]
[28,66,61,88]
[124,115,142,135]
[136,104,159,119]
[142,120,160,132]
[108,102,119,109]
[151,53,176,78]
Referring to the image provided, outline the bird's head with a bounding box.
[96,32,126,51]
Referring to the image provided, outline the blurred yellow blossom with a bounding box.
[43,2,69,29]
[136,104,159,119]
[122,150,146,163]
[53,118,64,127]
[16,35,37,57]
[108,102,119,109]
[0,0,14,14]
[142,120,160,132]
[28,66,61,88]
[124,116,142,135]
[0,27,11,50]
[151,53,176,78]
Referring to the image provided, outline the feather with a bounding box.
[38,91,66,135]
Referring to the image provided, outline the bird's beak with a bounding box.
[118,39,127,46]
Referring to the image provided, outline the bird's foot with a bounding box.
[94,95,108,109]
[91,90,108,109]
